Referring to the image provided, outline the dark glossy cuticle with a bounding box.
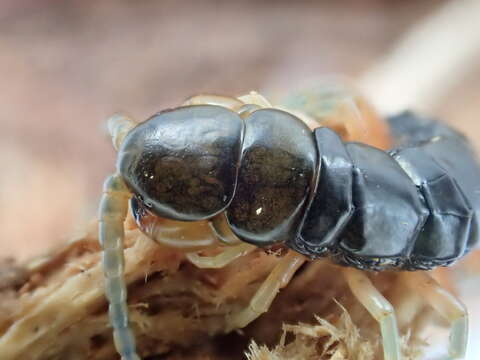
[226,108,318,245]
[392,146,472,264]
[119,103,480,271]
[118,105,244,221]
[293,127,354,256]
[338,143,429,259]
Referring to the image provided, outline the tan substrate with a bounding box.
[0,213,430,360]
[0,91,436,360]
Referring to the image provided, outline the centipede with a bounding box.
[98,90,479,360]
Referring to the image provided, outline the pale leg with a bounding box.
[186,242,257,269]
[227,251,306,330]
[343,267,401,360]
[182,94,245,111]
[98,174,140,360]
[107,113,137,150]
[183,92,272,110]
[237,91,272,107]
[401,271,468,360]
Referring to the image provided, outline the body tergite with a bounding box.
[99,92,477,360]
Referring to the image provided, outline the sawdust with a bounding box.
[0,214,428,360]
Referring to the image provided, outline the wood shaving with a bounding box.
[0,218,427,359]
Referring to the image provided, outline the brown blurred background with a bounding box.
[0,0,479,262]
[1,2,480,359]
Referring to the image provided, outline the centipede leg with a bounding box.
[237,91,272,108]
[99,174,140,360]
[401,271,468,360]
[107,113,137,151]
[343,267,401,360]
[186,243,257,269]
[227,251,306,330]
[182,94,245,111]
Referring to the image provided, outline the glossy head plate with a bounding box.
[118,105,244,221]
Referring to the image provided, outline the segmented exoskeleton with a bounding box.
[291,111,480,271]
[99,91,476,360]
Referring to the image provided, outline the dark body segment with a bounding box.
[336,143,429,269]
[388,112,480,252]
[118,105,244,221]
[391,146,473,269]
[226,109,318,245]
[291,127,354,257]
[420,137,480,252]
[387,111,465,145]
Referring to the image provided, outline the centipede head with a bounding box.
[117,105,244,222]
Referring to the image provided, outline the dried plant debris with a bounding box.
[246,306,423,360]
[246,309,374,360]
[0,218,428,359]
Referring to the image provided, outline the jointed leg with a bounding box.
[209,212,243,246]
[183,92,276,124]
[102,116,140,359]
[401,271,468,360]
[107,113,137,151]
[227,251,306,330]
[183,94,245,111]
[183,92,272,110]
[186,242,257,269]
[99,174,139,360]
[343,268,401,360]
[237,91,272,108]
